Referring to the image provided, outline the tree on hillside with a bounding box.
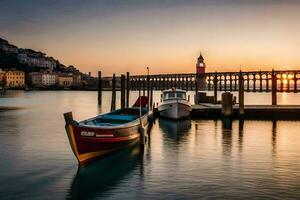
[0,50,19,69]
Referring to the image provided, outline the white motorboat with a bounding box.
[158,88,192,119]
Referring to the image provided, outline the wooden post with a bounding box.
[147,73,150,110]
[140,125,145,147]
[121,74,126,109]
[126,72,130,108]
[224,75,227,92]
[259,71,263,92]
[195,78,198,104]
[239,71,244,116]
[247,74,250,92]
[280,74,284,92]
[230,74,233,91]
[222,92,233,117]
[272,69,277,106]
[140,79,142,94]
[294,77,297,93]
[253,74,256,92]
[142,79,145,96]
[266,75,269,92]
[214,72,218,104]
[139,88,145,148]
[98,71,102,105]
[111,74,116,111]
[150,81,153,110]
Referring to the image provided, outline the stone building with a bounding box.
[0,69,6,86]
[42,73,57,86]
[17,54,56,72]
[57,74,73,88]
[29,72,42,86]
[29,72,57,87]
[5,70,25,88]
[72,73,82,86]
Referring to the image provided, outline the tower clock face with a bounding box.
[199,63,204,67]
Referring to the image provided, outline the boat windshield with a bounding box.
[163,91,186,100]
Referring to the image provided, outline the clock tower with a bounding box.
[196,53,206,74]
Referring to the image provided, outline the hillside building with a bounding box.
[0,69,6,86]
[5,70,25,88]
[29,72,57,87]
[57,74,73,88]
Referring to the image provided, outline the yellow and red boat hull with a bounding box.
[65,118,147,166]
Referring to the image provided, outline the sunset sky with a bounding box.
[1,0,299,76]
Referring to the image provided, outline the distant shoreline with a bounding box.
[0,106,21,112]
[3,88,121,92]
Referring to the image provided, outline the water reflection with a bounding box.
[221,121,233,160]
[67,144,142,200]
[222,118,233,130]
[158,118,191,141]
[238,119,244,153]
[1,91,300,199]
[272,120,277,157]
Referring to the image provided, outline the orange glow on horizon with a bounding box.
[2,2,300,77]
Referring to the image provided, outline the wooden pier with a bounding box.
[99,69,300,120]
[191,104,300,120]
[129,70,300,94]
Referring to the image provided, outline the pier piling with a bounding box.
[272,69,277,106]
[222,92,233,117]
[150,81,153,110]
[147,69,150,110]
[126,72,130,108]
[142,79,146,96]
[98,71,102,105]
[214,72,218,104]
[195,79,198,104]
[111,74,116,111]
[239,71,244,116]
[121,74,126,109]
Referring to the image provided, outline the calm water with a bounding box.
[1,90,300,199]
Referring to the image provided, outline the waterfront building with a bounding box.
[42,73,57,86]
[29,72,57,87]
[29,72,42,86]
[0,69,6,86]
[72,73,82,86]
[57,74,73,88]
[5,70,25,88]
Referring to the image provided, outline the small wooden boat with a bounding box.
[158,88,192,119]
[63,96,149,165]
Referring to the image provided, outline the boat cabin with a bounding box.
[162,89,187,101]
